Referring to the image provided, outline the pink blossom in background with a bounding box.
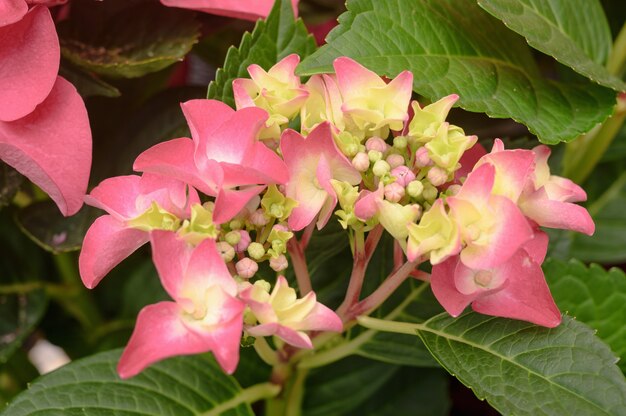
[160,0,299,21]
[118,232,244,378]
[0,3,91,216]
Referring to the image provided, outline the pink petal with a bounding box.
[520,194,595,235]
[471,251,561,327]
[543,176,587,203]
[247,322,313,349]
[185,237,237,295]
[477,148,535,201]
[214,185,265,225]
[245,141,289,184]
[79,215,149,289]
[354,185,384,220]
[456,163,495,203]
[85,175,143,220]
[0,76,91,216]
[0,6,59,122]
[150,231,192,299]
[455,142,486,181]
[333,57,383,96]
[430,256,475,317]
[159,0,298,21]
[232,78,257,109]
[459,195,533,269]
[522,229,549,264]
[314,154,337,229]
[298,302,343,333]
[0,0,27,27]
[117,300,243,378]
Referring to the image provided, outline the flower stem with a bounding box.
[254,337,279,366]
[356,315,425,335]
[608,21,626,77]
[287,239,312,295]
[346,260,418,321]
[201,382,281,416]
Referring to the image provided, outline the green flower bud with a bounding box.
[225,230,242,246]
[372,160,391,177]
[247,242,266,260]
[406,180,424,198]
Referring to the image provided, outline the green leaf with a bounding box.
[417,313,626,416]
[207,0,317,107]
[477,0,624,91]
[570,171,626,263]
[2,349,254,416]
[298,0,616,144]
[544,258,626,372]
[0,213,47,363]
[16,201,101,254]
[59,61,121,98]
[0,163,23,209]
[59,4,200,79]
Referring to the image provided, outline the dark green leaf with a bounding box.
[59,4,200,79]
[2,349,254,415]
[544,258,626,372]
[477,0,624,91]
[298,0,616,144]
[0,163,23,209]
[16,201,100,254]
[417,313,626,416]
[207,0,317,107]
[59,61,121,98]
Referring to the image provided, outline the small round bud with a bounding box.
[406,180,424,198]
[352,152,370,172]
[236,258,259,279]
[250,209,269,226]
[386,154,405,169]
[422,183,438,202]
[273,223,289,233]
[345,143,359,157]
[365,137,388,153]
[384,182,405,202]
[234,230,251,252]
[414,147,432,168]
[393,135,408,149]
[372,160,391,177]
[229,219,243,230]
[368,150,383,163]
[269,254,288,272]
[446,184,462,196]
[390,165,416,187]
[427,166,448,187]
[225,230,241,246]
[216,241,235,262]
[247,242,265,260]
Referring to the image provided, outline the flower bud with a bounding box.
[446,184,462,196]
[269,254,289,272]
[393,135,408,149]
[225,230,241,246]
[406,180,424,198]
[250,209,269,226]
[415,146,432,168]
[386,154,405,169]
[372,160,391,177]
[236,258,259,279]
[247,242,265,260]
[366,137,388,153]
[422,183,438,203]
[427,166,448,187]
[229,219,243,230]
[384,182,405,202]
[368,150,383,163]
[216,241,235,262]
[352,152,370,172]
[390,165,416,187]
[234,230,252,252]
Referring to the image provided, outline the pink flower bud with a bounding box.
[352,152,370,172]
[365,137,388,153]
[384,182,405,202]
[269,254,289,272]
[390,165,416,187]
[273,224,289,233]
[427,166,448,187]
[234,230,252,252]
[236,257,259,279]
[386,154,405,169]
[415,147,432,168]
[250,209,269,226]
[216,241,235,263]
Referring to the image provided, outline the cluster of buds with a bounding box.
[79,54,594,378]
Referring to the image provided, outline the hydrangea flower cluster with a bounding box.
[79,54,594,377]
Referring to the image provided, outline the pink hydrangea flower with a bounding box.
[280,122,361,230]
[118,232,245,378]
[239,276,342,349]
[134,99,288,224]
[160,0,299,21]
[79,174,199,289]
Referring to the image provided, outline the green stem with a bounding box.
[200,382,281,416]
[0,281,71,296]
[587,171,626,217]
[356,316,425,335]
[608,21,626,77]
[53,253,102,329]
[254,337,279,366]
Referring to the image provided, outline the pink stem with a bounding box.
[300,221,316,250]
[393,240,404,271]
[346,260,418,321]
[287,239,312,295]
